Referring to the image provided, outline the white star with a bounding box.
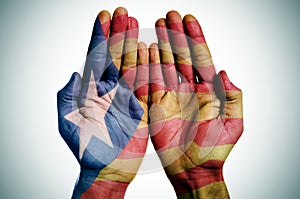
[64,71,118,160]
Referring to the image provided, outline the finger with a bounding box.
[57,72,82,119]
[183,14,216,83]
[219,71,241,91]
[155,18,178,89]
[134,42,149,103]
[108,7,128,71]
[121,17,139,90]
[215,70,242,119]
[166,11,195,84]
[57,73,83,159]
[149,43,166,104]
[87,10,111,54]
[82,11,111,86]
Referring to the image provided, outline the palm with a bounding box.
[62,73,144,170]
[149,12,244,195]
[57,8,149,198]
[150,75,243,179]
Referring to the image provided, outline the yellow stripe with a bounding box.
[178,181,229,199]
[137,101,148,129]
[159,41,175,63]
[159,143,234,176]
[96,157,144,183]
[137,95,149,105]
[150,90,166,104]
[172,45,192,66]
[196,92,220,121]
[191,43,213,67]
[223,91,243,118]
[122,38,138,70]
[109,39,125,70]
[150,91,199,123]
[149,90,242,124]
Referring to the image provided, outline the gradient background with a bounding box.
[0,0,299,198]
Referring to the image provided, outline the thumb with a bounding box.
[58,72,82,98]
[214,70,243,120]
[218,70,241,91]
[214,70,241,100]
[57,72,82,117]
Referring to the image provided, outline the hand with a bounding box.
[57,7,149,198]
[149,11,243,198]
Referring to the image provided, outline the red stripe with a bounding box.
[194,82,214,93]
[149,83,166,93]
[168,160,224,196]
[196,65,216,83]
[150,63,164,83]
[167,22,189,47]
[172,82,195,92]
[134,63,149,98]
[167,21,184,33]
[108,14,128,46]
[176,63,194,83]
[151,118,243,150]
[126,17,139,38]
[150,63,166,92]
[117,127,148,159]
[155,26,169,42]
[100,20,110,40]
[135,64,149,89]
[150,118,198,150]
[161,62,178,88]
[171,32,189,47]
[134,85,149,98]
[184,20,207,44]
[110,14,128,36]
[81,180,129,199]
[194,118,243,147]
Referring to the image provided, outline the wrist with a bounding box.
[72,170,129,199]
[168,167,229,199]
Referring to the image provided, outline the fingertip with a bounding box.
[138,42,147,49]
[138,42,148,55]
[113,7,128,17]
[98,10,111,24]
[126,17,139,39]
[166,10,182,23]
[155,18,170,43]
[183,14,197,22]
[149,43,158,49]
[219,70,230,82]
[110,7,128,36]
[88,10,111,53]
[155,18,166,27]
[149,43,160,64]
[97,10,111,39]
[72,72,81,80]
[183,14,203,40]
[128,17,139,28]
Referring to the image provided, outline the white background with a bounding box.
[0,0,299,198]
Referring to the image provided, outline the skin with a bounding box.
[57,7,149,198]
[58,7,243,199]
[150,11,243,198]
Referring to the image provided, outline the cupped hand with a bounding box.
[57,7,149,198]
[149,11,243,199]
